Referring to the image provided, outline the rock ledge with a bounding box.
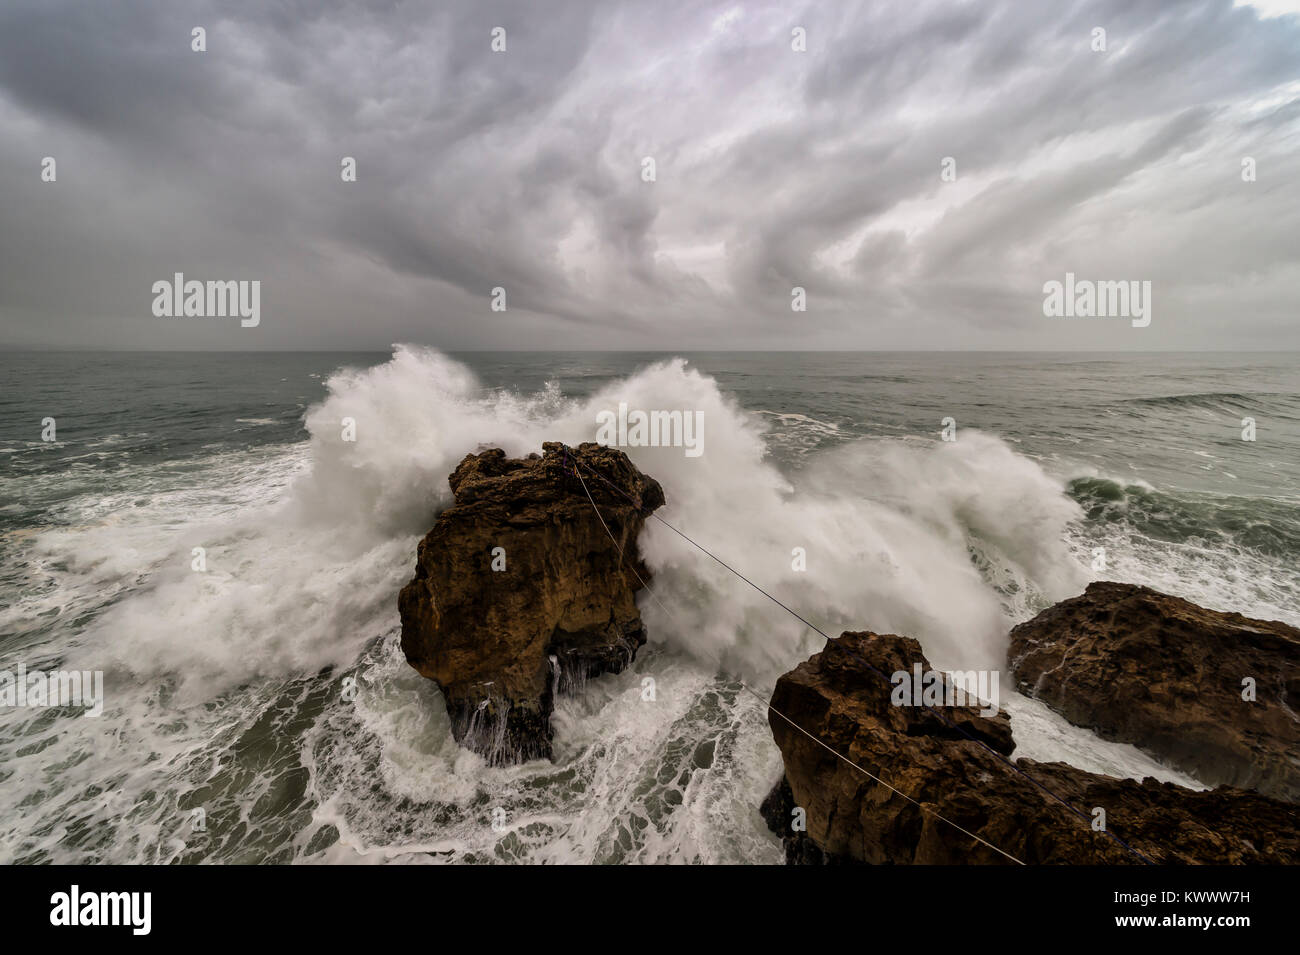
[1009,581,1300,802]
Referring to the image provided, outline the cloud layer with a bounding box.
[1,0,1297,350]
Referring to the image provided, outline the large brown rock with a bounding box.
[1009,581,1300,802]
[763,630,1299,864]
[398,441,664,764]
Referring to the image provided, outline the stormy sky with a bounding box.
[1,0,1297,351]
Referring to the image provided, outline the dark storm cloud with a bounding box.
[0,0,1297,350]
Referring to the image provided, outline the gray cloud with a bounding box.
[1,0,1297,350]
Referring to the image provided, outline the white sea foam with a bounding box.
[0,346,1236,863]
[71,345,1085,697]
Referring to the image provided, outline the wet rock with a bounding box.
[1009,581,1300,802]
[398,441,664,764]
[764,630,1299,864]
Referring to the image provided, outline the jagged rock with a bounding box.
[760,777,857,865]
[398,441,664,764]
[1009,581,1300,802]
[764,630,1300,864]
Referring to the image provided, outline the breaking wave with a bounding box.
[0,345,1211,863]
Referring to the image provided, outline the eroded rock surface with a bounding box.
[764,630,1299,864]
[1009,581,1300,801]
[398,441,664,764]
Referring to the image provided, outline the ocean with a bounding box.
[1,347,1297,863]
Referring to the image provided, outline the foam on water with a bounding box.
[0,346,1272,863]
[74,345,1086,697]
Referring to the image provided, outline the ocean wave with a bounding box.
[8,345,1271,864]
[1122,391,1300,419]
[16,345,1085,703]
[1068,475,1300,559]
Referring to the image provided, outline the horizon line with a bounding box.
[4,347,1299,355]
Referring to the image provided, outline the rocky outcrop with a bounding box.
[1009,581,1300,802]
[764,630,1300,864]
[398,441,664,765]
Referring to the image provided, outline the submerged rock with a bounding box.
[1009,581,1300,802]
[764,630,1299,864]
[398,441,664,764]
